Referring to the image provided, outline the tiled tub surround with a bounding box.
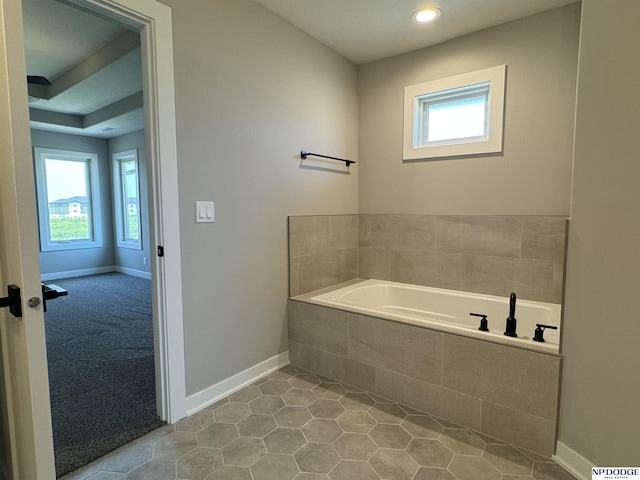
[289,215,358,297]
[288,299,562,457]
[289,214,567,303]
[288,214,566,455]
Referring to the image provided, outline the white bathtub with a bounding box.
[308,279,562,354]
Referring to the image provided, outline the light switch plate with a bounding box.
[195,201,214,223]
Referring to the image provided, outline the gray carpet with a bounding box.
[44,273,164,478]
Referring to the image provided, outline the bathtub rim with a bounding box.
[291,278,562,357]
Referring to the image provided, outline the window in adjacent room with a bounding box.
[403,65,506,160]
[34,147,102,251]
[112,149,142,249]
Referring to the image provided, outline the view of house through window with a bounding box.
[34,147,102,251]
[45,158,93,241]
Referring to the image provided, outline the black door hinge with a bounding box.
[157,245,164,257]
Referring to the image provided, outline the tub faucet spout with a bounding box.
[504,292,518,337]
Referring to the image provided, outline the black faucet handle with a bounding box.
[533,323,558,342]
[509,292,516,318]
[470,313,489,332]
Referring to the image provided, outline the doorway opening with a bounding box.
[21,0,185,475]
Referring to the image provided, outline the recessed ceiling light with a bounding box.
[413,7,441,23]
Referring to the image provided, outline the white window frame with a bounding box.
[403,65,506,160]
[112,149,142,250]
[34,147,103,251]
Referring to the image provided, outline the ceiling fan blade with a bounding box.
[27,75,51,86]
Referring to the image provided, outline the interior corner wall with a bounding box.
[357,4,580,215]
[108,129,151,276]
[30,129,114,276]
[156,0,358,396]
[559,0,640,465]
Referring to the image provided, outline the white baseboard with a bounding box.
[554,441,593,480]
[115,266,152,280]
[41,265,151,281]
[186,351,290,416]
[41,266,115,281]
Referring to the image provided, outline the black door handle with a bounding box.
[41,283,68,312]
[0,285,22,318]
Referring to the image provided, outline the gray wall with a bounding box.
[30,129,114,276]
[357,5,580,215]
[158,0,358,395]
[559,0,640,465]
[108,129,151,275]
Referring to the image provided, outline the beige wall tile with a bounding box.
[375,369,482,430]
[329,215,358,251]
[389,250,438,286]
[297,250,343,294]
[358,247,391,280]
[460,255,517,297]
[481,402,556,456]
[289,258,298,297]
[288,340,306,368]
[435,253,464,291]
[357,214,375,247]
[512,259,557,303]
[521,217,567,262]
[436,216,522,258]
[442,335,560,420]
[359,215,436,251]
[292,214,567,302]
[289,215,359,296]
[348,314,443,385]
[288,300,348,356]
[289,341,376,392]
[342,248,358,282]
[290,341,341,380]
[343,358,377,392]
[358,214,390,248]
[389,215,437,252]
[358,214,397,248]
[553,261,564,303]
[289,216,331,258]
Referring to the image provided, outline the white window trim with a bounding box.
[403,65,506,160]
[112,149,142,250]
[34,147,103,251]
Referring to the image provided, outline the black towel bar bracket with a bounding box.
[300,151,355,167]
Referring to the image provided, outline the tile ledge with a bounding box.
[290,278,365,301]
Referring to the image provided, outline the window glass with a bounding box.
[34,148,102,251]
[425,93,487,143]
[113,150,142,249]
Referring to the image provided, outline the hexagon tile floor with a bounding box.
[61,365,577,480]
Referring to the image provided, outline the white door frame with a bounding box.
[62,0,187,423]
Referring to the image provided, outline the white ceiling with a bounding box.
[23,0,580,139]
[254,0,580,64]
[23,0,143,139]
